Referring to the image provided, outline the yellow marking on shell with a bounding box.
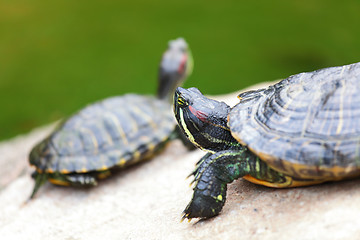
[243,175,325,188]
[286,178,327,187]
[216,195,223,201]
[300,140,311,147]
[147,143,156,152]
[103,127,114,146]
[282,98,293,111]
[243,175,293,188]
[336,114,344,134]
[139,136,157,154]
[97,171,111,179]
[48,178,71,186]
[132,106,157,129]
[269,136,280,142]
[80,127,99,154]
[128,115,139,134]
[60,169,70,174]
[281,82,303,110]
[162,134,171,143]
[118,158,127,166]
[247,146,360,180]
[46,168,55,173]
[106,113,129,145]
[317,102,330,135]
[336,71,346,134]
[100,165,108,171]
[140,150,157,161]
[35,168,43,174]
[133,150,141,161]
[293,74,318,138]
[280,160,360,180]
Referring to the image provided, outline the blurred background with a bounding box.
[1,0,360,141]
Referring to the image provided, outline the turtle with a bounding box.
[173,61,360,220]
[29,37,194,199]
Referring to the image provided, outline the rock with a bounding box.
[0,124,56,190]
[1,82,360,239]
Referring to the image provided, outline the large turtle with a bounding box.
[29,38,193,198]
[173,62,360,219]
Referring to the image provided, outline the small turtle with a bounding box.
[174,62,360,219]
[29,38,193,198]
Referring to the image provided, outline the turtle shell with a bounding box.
[30,94,175,174]
[229,62,360,180]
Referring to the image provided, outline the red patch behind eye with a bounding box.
[189,105,208,122]
[178,54,187,74]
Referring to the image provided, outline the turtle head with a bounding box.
[157,38,193,101]
[174,87,238,152]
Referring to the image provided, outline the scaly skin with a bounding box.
[174,87,288,220]
[183,149,287,219]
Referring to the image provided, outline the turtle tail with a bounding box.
[28,172,48,200]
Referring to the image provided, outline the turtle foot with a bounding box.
[182,189,225,220]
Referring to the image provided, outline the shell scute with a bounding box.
[30,94,174,173]
[230,62,360,178]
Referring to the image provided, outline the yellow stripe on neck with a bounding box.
[179,108,197,146]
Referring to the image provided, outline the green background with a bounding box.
[1,0,360,140]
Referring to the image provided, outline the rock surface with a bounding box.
[1,82,360,240]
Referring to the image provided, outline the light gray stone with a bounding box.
[1,82,360,240]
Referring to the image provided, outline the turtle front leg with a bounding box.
[183,149,287,220]
[183,150,246,219]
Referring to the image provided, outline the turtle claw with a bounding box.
[189,178,197,186]
[182,196,221,220]
[183,177,227,220]
[186,171,196,179]
[180,212,192,223]
[187,170,200,187]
